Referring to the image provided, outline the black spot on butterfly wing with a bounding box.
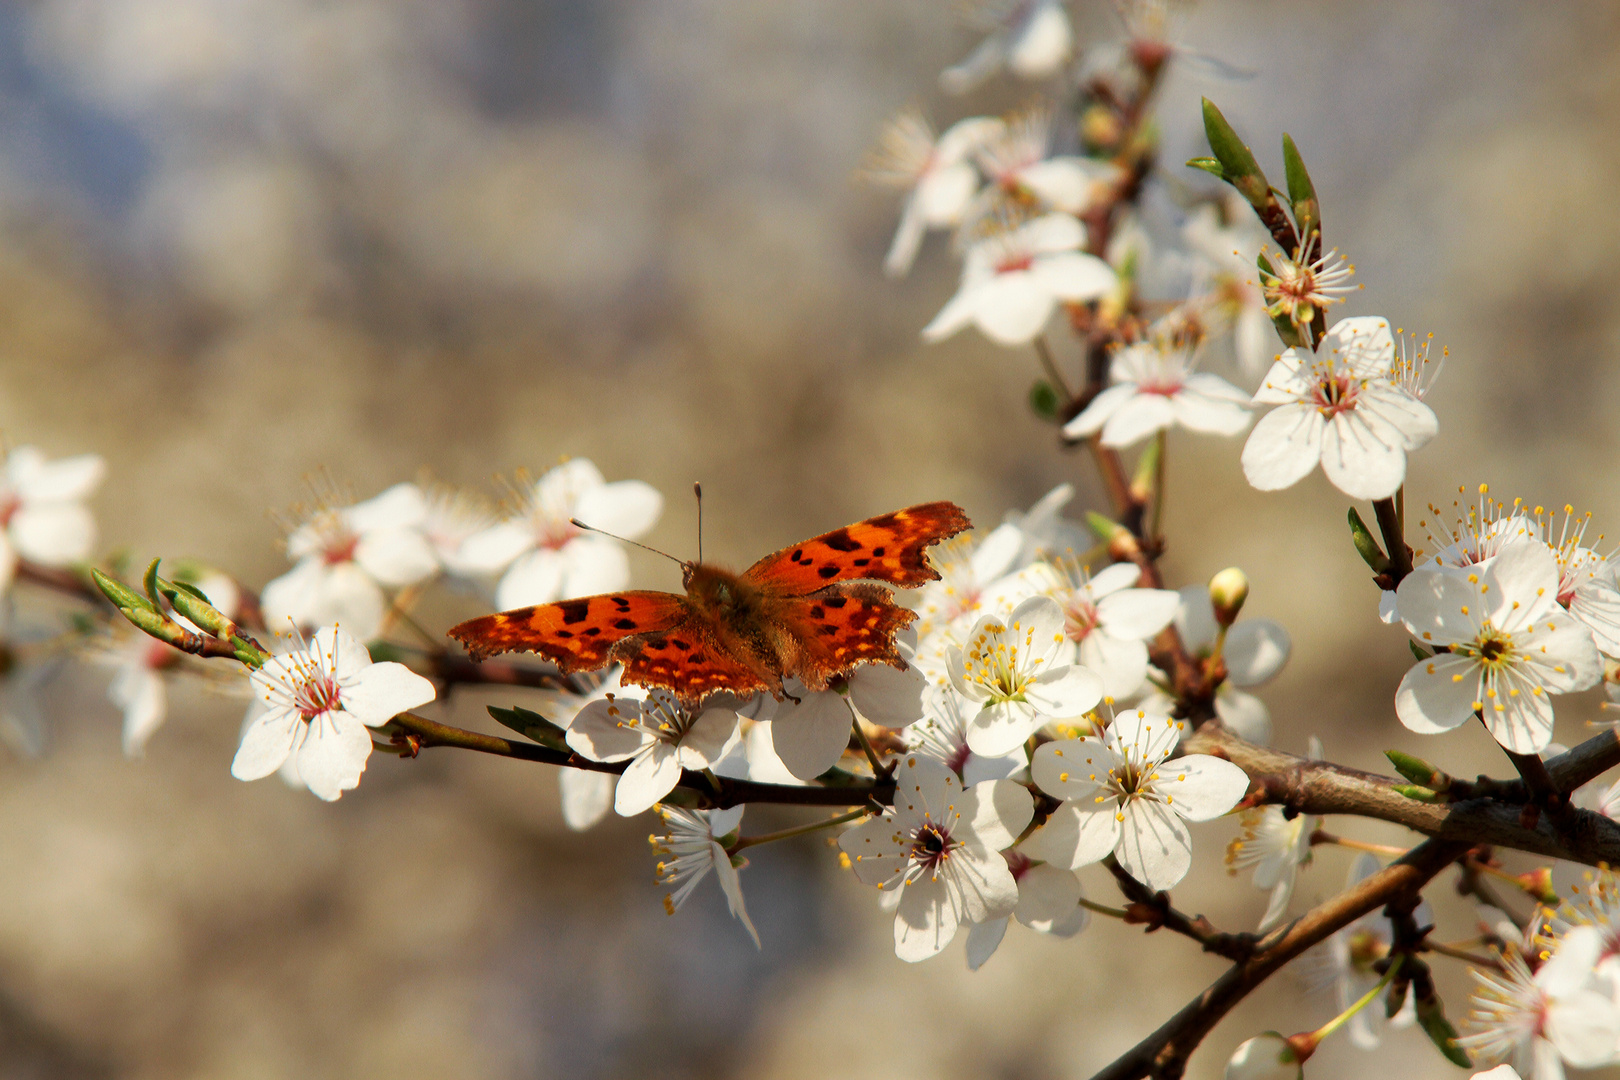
[557,599,591,625]
[819,528,864,553]
[817,565,839,579]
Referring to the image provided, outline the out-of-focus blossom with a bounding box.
[864,109,1003,277]
[907,687,1025,787]
[262,481,439,642]
[964,107,1119,232]
[941,0,1074,95]
[1144,585,1291,744]
[1183,197,1272,374]
[419,482,498,580]
[923,213,1115,347]
[1301,854,1421,1049]
[458,458,663,611]
[1063,338,1251,448]
[839,754,1032,962]
[233,626,436,801]
[0,446,105,595]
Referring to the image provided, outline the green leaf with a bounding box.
[1385,750,1441,787]
[1415,993,1471,1068]
[142,557,165,612]
[1408,640,1431,662]
[1392,784,1444,803]
[1256,253,1306,349]
[1029,379,1060,420]
[1201,98,1269,206]
[1281,134,1320,249]
[90,567,158,614]
[1348,508,1391,573]
[1185,156,1224,178]
[1085,510,1126,542]
[487,704,569,751]
[169,580,210,602]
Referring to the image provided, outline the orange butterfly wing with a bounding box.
[613,623,777,702]
[447,591,689,667]
[768,582,918,691]
[742,501,971,596]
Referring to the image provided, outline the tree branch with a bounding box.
[383,712,894,809]
[1188,724,1620,867]
[1088,839,1466,1080]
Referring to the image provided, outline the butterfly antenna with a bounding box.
[569,518,685,566]
[693,482,703,565]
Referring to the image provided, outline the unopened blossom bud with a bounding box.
[1515,867,1558,905]
[1080,104,1121,151]
[1209,568,1250,627]
[1224,1032,1311,1080]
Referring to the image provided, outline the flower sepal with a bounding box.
[486,703,570,752]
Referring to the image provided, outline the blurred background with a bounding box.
[0,0,1617,1077]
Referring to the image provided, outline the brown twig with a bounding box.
[1104,857,1258,962]
[384,712,896,809]
[1087,839,1466,1080]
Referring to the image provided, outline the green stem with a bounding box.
[729,807,869,853]
[852,716,890,777]
[1080,897,1131,920]
[1034,334,1075,404]
[1313,954,1404,1043]
[1150,429,1166,541]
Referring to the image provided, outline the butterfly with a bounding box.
[448,501,971,703]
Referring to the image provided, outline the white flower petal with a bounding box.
[1029,252,1115,302]
[1225,620,1291,686]
[768,692,852,780]
[339,661,437,727]
[558,534,632,599]
[294,711,374,801]
[1115,798,1193,891]
[11,450,104,502]
[354,528,440,587]
[1155,755,1249,821]
[964,917,1008,970]
[1019,801,1120,870]
[558,768,615,831]
[1320,411,1408,500]
[573,480,663,540]
[1061,382,1137,439]
[232,702,300,781]
[344,482,427,533]
[1394,655,1482,735]
[567,699,654,762]
[895,874,960,962]
[614,745,683,816]
[1095,584,1177,639]
[849,661,926,727]
[9,503,96,565]
[1013,863,1082,932]
[494,548,567,609]
[1241,404,1323,492]
[456,520,537,573]
[959,778,1034,851]
[1099,393,1175,448]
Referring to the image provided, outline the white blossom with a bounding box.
[1459,924,1620,1079]
[419,482,497,579]
[232,626,437,801]
[923,213,1115,347]
[568,689,738,816]
[1035,560,1179,699]
[1062,338,1251,448]
[1183,197,1272,374]
[963,106,1119,229]
[756,641,926,781]
[1241,316,1437,501]
[839,754,1032,962]
[1395,541,1603,754]
[262,481,440,642]
[650,804,759,947]
[1223,1034,1303,1080]
[940,0,1073,94]
[964,847,1087,970]
[908,687,1026,787]
[864,109,1003,277]
[538,666,640,831]
[948,595,1104,756]
[1145,585,1291,744]
[98,630,176,758]
[1300,854,1420,1049]
[1225,806,1312,932]
[0,446,105,596]
[1538,505,1620,659]
[457,458,663,610]
[1024,707,1249,890]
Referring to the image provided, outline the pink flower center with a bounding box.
[1311,373,1361,418]
[909,819,959,874]
[293,673,342,721]
[1138,376,1185,397]
[1063,597,1101,641]
[0,492,19,528]
[323,534,359,564]
[995,253,1035,274]
[1005,848,1033,881]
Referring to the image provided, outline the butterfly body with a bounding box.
[449,501,971,703]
